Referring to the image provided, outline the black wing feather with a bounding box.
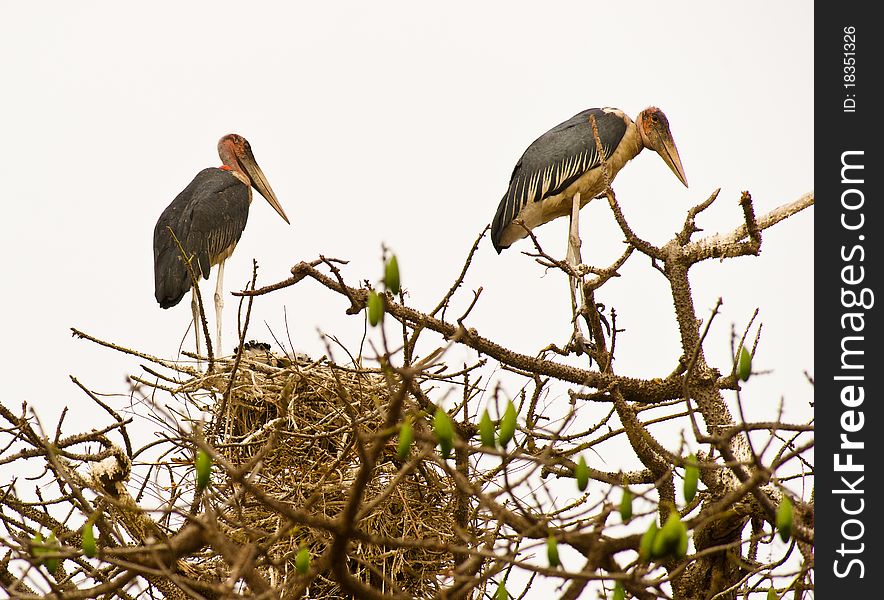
[153,168,250,308]
[491,108,627,252]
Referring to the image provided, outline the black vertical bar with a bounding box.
[816,3,882,596]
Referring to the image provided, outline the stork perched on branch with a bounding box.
[490,106,688,253]
[153,134,290,361]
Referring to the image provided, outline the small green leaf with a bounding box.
[367,290,384,326]
[295,545,311,574]
[31,532,45,563]
[675,519,689,558]
[546,534,560,567]
[575,456,589,492]
[737,345,752,381]
[494,581,509,600]
[619,487,633,523]
[653,511,683,559]
[195,449,212,491]
[612,581,626,600]
[766,586,778,600]
[43,531,58,573]
[384,255,400,295]
[639,521,658,563]
[479,409,496,448]
[683,454,700,503]
[497,400,517,448]
[776,496,793,543]
[44,557,59,574]
[81,523,97,558]
[650,528,667,558]
[397,418,413,460]
[434,408,454,459]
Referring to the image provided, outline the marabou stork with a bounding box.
[490,107,688,253]
[153,134,290,359]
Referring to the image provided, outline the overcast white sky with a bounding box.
[1,1,812,587]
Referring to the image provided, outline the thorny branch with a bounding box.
[2,190,813,599]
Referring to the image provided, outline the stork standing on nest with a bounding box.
[490,106,688,255]
[153,134,290,360]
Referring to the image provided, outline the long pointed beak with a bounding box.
[653,131,689,188]
[241,153,291,224]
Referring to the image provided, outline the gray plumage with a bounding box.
[153,168,250,309]
[491,108,627,252]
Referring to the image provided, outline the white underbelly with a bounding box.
[211,240,239,266]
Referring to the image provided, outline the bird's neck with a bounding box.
[219,165,251,187]
[623,119,645,159]
[218,146,250,182]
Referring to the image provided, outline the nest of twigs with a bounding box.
[189,342,456,598]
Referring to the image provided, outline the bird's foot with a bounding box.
[576,301,611,339]
[565,329,590,357]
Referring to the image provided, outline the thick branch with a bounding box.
[237,262,687,404]
[684,192,813,261]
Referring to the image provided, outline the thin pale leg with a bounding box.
[214,259,225,357]
[566,193,589,354]
[191,287,202,369]
[566,192,583,306]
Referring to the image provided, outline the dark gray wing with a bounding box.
[491,108,627,251]
[153,168,250,308]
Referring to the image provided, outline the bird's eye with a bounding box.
[651,114,659,123]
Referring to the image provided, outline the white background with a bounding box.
[1,1,812,593]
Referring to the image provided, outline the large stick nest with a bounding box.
[186,343,457,598]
